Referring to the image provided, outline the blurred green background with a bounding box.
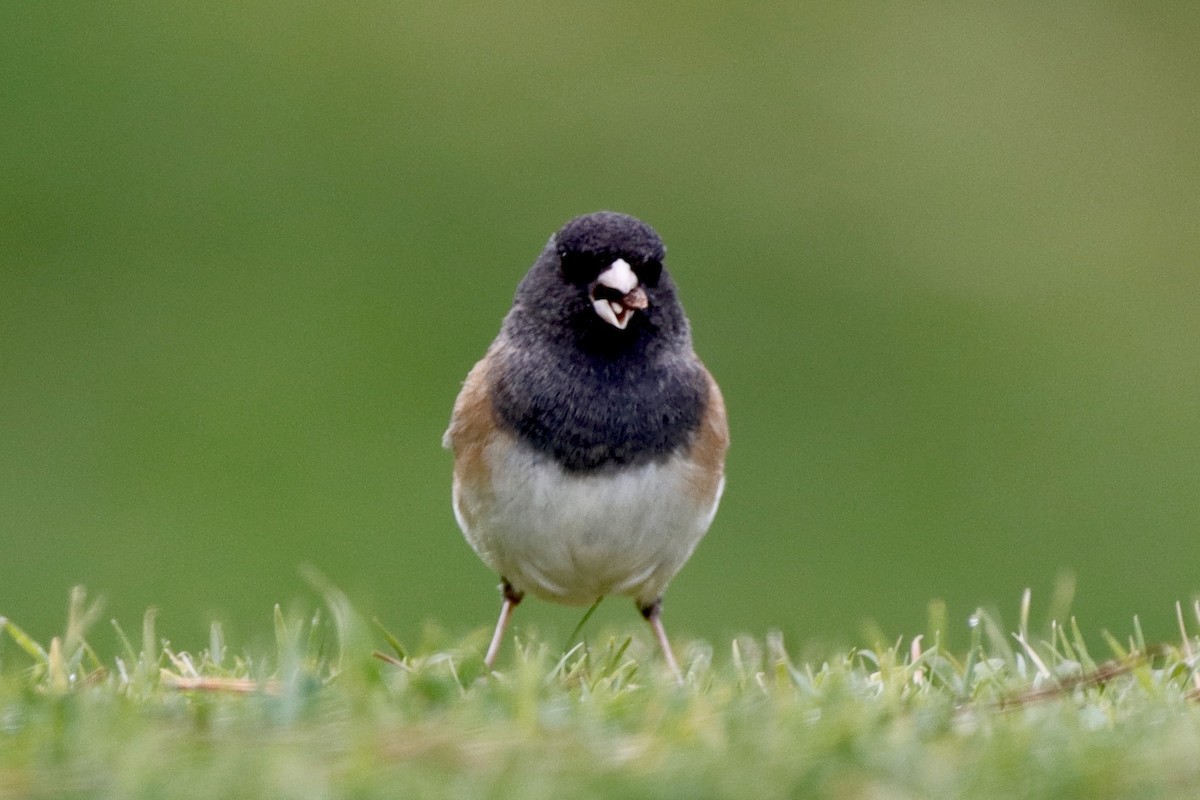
[3,2,1198,654]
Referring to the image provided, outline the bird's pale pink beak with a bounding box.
[590,258,648,330]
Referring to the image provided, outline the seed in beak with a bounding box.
[590,259,649,329]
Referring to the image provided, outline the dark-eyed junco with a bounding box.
[443,211,728,681]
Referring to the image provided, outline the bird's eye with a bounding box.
[638,259,663,287]
[560,251,615,286]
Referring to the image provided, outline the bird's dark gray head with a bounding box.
[554,211,665,291]
[508,211,689,356]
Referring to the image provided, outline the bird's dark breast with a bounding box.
[491,349,708,473]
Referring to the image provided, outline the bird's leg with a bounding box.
[483,580,524,670]
[639,598,684,685]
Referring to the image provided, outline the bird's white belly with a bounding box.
[454,437,721,606]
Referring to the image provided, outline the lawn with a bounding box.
[4,584,1200,799]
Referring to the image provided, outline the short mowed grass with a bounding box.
[4,585,1200,799]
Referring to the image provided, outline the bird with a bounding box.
[443,211,728,682]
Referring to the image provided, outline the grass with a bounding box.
[4,586,1200,799]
